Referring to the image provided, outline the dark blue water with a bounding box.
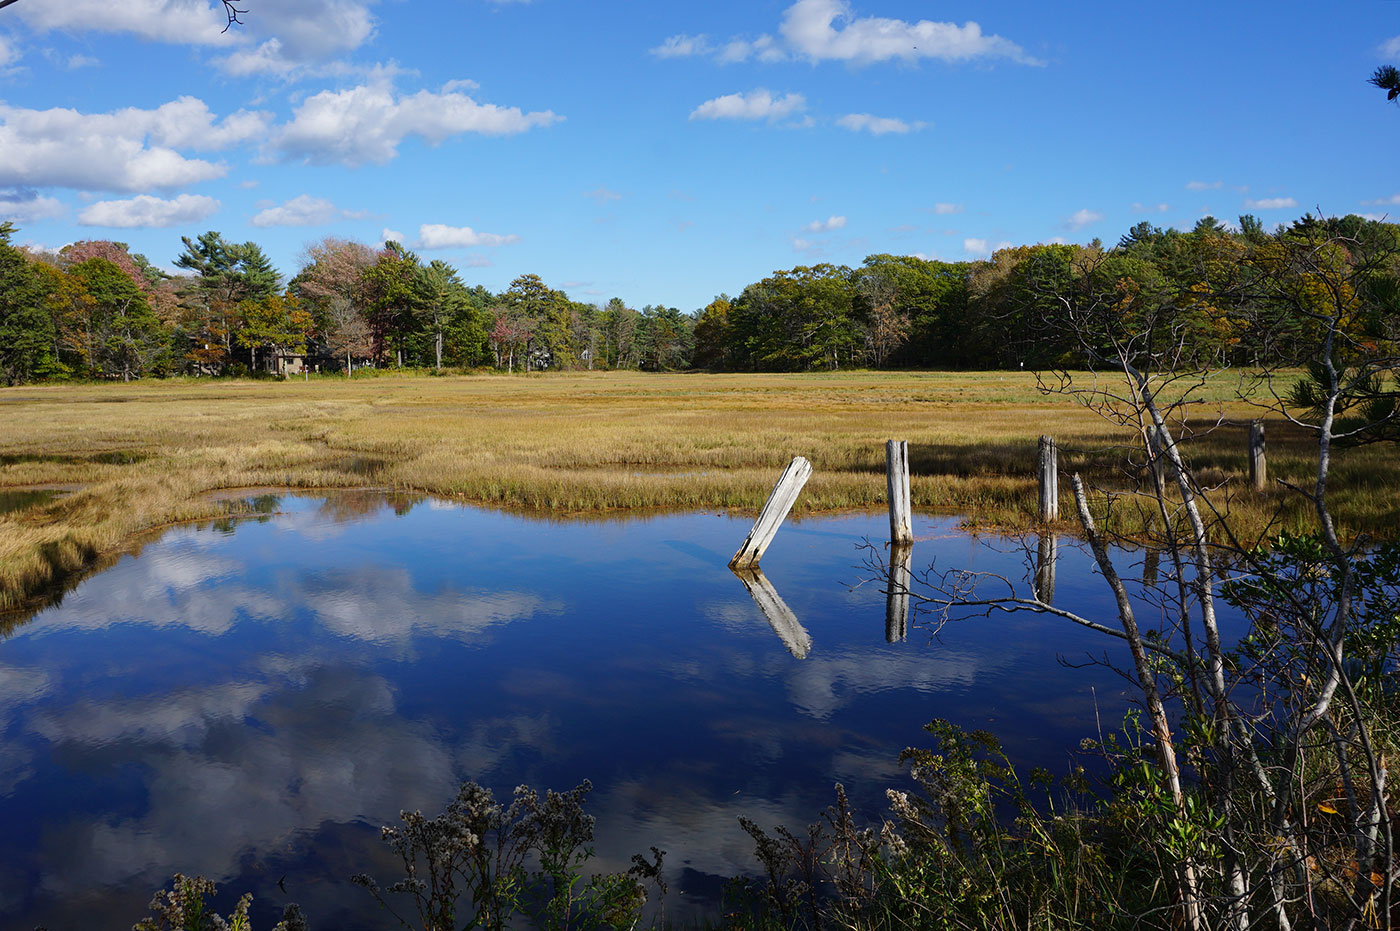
[0,494,1176,929]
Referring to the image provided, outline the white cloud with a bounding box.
[1363,194,1400,206]
[1131,202,1170,213]
[0,97,268,192]
[77,194,220,228]
[718,34,784,63]
[690,88,806,122]
[251,194,359,227]
[417,223,520,249]
[218,38,304,78]
[0,31,20,71]
[67,53,100,68]
[1360,212,1391,222]
[778,0,1036,66]
[1382,36,1400,58]
[931,203,963,215]
[1244,197,1297,210]
[240,0,376,65]
[655,3,1036,69]
[276,79,562,166]
[803,215,846,233]
[650,34,714,58]
[380,228,406,246]
[15,0,236,47]
[653,30,784,64]
[18,0,377,76]
[1065,208,1104,230]
[1186,180,1223,191]
[835,112,926,135]
[0,188,65,222]
[963,237,1011,257]
[584,186,622,204]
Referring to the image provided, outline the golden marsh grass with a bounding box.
[1,370,1395,614]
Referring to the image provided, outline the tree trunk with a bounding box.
[435,330,443,372]
[1072,474,1204,931]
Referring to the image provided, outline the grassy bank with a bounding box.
[1,370,1395,614]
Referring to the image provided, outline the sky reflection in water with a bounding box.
[0,494,1171,928]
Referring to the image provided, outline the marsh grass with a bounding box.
[1,371,1394,614]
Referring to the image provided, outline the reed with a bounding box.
[1,370,1394,613]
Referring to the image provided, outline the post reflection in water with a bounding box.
[1034,533,1058,605]
[731,566,812,659]
[885,544,913,643]
[1143,546,1161,588]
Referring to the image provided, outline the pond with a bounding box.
[0,488,61,516]
[0,493,1176,929]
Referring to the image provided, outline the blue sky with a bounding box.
[0,1,1397,310]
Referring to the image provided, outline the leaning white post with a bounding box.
[885,439,913,546]
[730,456,813,569]
[1037,436,1059,522]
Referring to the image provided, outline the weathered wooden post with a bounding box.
[885,439,913,546]
[1033,534,1057,604]
[1146,424,1169,488]
[730,456,813,569]
[732,567,812,659]
[1249,419,1267,492]
[885,543,912,642]
[1037,436,1059,522]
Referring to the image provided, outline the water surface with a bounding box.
[0,494,1172,928]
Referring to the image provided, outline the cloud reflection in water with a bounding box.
[0,495,1137,927]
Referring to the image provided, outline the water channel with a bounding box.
[0,493,1186,928]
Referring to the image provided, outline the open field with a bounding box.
[2,370,1396,615]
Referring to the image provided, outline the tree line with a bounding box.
[1,212,1397,384]
[0,224,694,384]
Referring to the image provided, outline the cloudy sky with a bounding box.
[0,0,1396,309]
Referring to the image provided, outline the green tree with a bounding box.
[68,257,165,381]
[500,274,576,370]
[0,223,60,385]
[415,259,487,371]
[855,255,969,367]
[600,297,640,369]
[637,304,693,370]
[173,231,280,374]
[1370,64,1400,104]
[361,242,424,367]
[691,296,733,370]
[238,292,313,373]
[730,264,859,371]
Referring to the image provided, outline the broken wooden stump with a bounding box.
[885,439,913,546]
[1037,436,1059,522]
[729,456,812,569]
[1249,419,1266,492]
